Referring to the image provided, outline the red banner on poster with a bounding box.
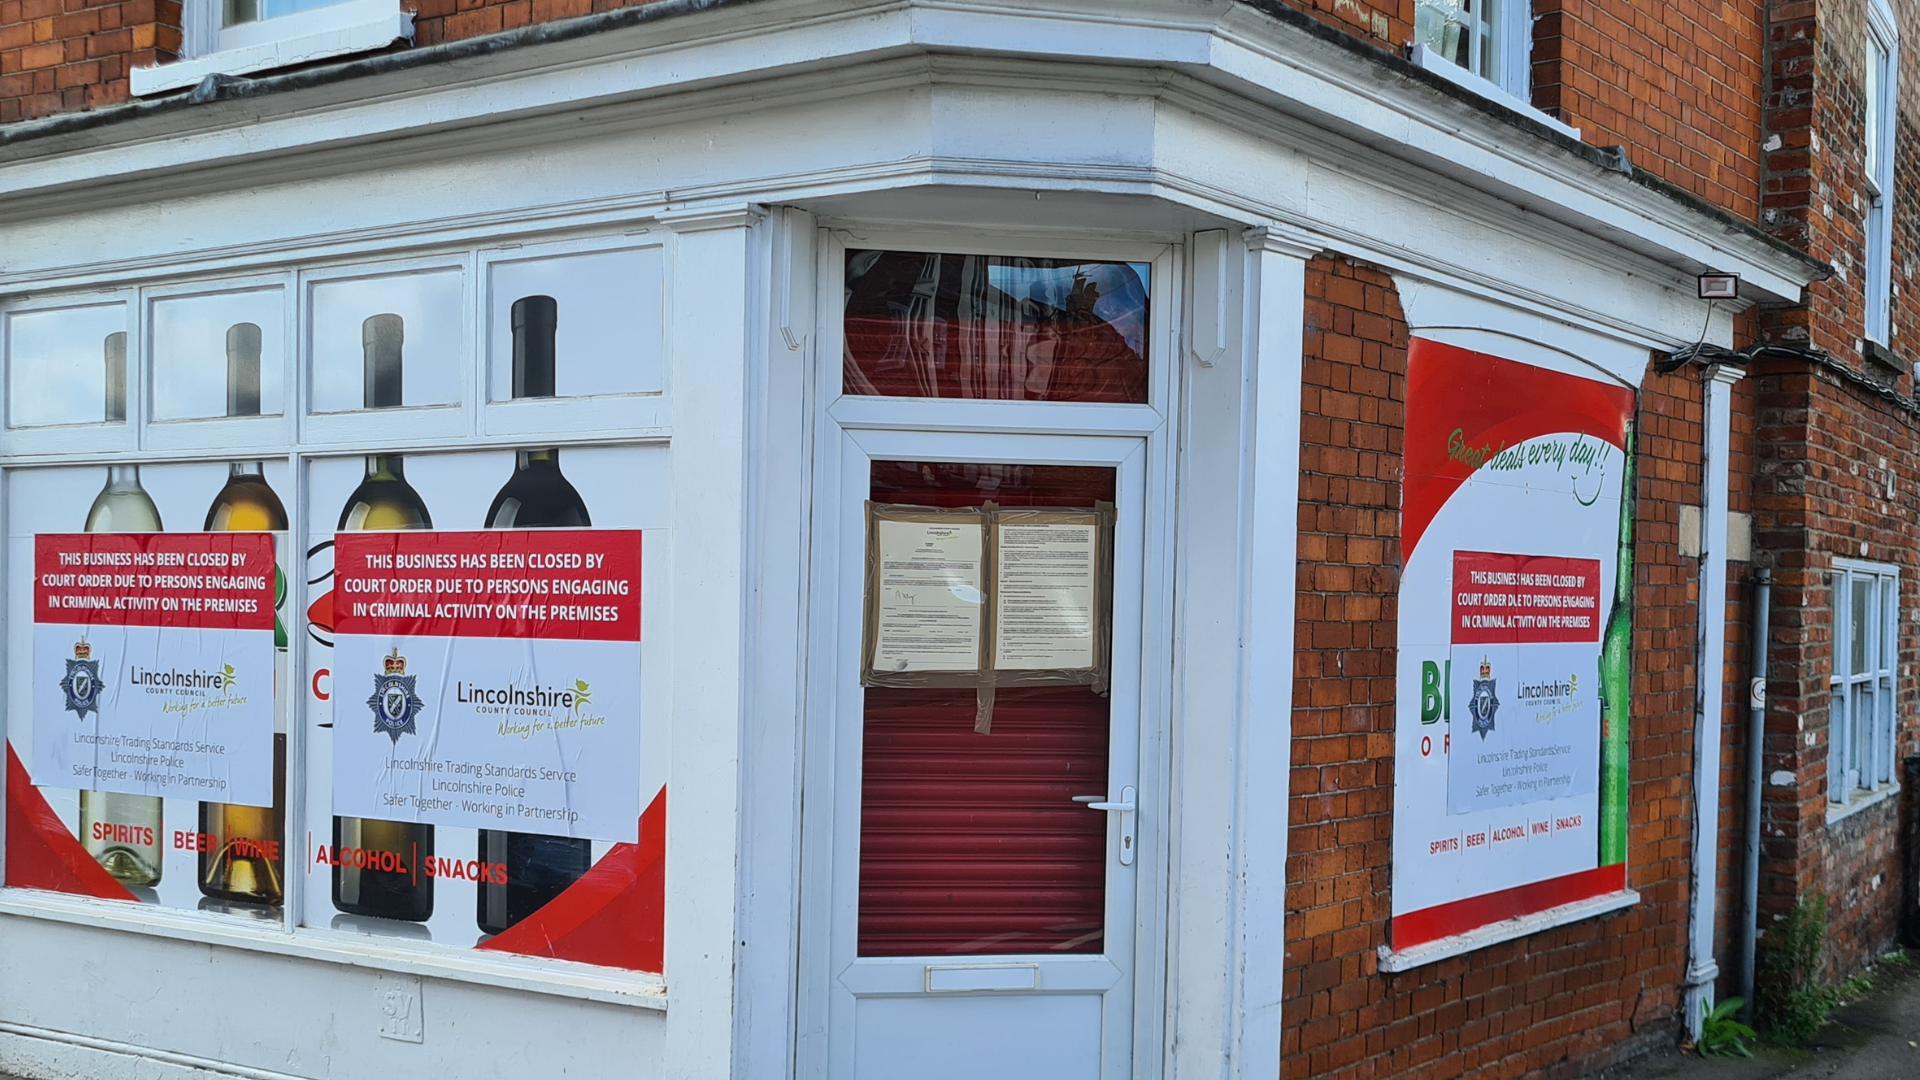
[34,533,276,632]
[1450,551,1603,645]
[332,530,641,642]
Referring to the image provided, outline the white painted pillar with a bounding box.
[659,203,762,1080]
[1684,362,1744,1038]
[1230,227,1313,1080]
[1167,223,1312,1080]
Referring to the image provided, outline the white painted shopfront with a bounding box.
[0,2,1817,1079]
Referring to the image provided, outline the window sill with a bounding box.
[1828,782,1901,825]
[129,6,412,97]
[1408,44,1582,143]
[1376,888,1639,973]
[0,889,666,1009]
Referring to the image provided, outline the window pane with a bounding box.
[1830,685,1848,801]
[5,460,290,921]
[150,288,285,422]
[844,251,1150,403]
[6,303,127,429]
[1852,683,1873,791]
[1867,41,1888,186]
[310,269,464,414]
[1415,0,1475,71]
[1880,675,1896,785]
[224,0,351,28]
[1853,576,1872,676]
[487,247,665,401]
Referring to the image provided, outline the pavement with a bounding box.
[1593,959,1920,1079]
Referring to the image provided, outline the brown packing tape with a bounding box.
[974,683,996,735]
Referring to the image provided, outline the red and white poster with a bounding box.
[330,529,643,843]
[31,532,278,807]
[1392,338,1636,950]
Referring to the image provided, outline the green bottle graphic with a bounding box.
[1598,424,1636,866]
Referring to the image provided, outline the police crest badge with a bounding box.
[1468,656,1499,740]
[59,640,103,721]
[367,649,426,744]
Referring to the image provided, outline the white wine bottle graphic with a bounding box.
[332,314,436,922]
[78,333,164,887]
[199,323,291,906]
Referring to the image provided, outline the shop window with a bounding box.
[1865,0,1899,345]
[843,250,1150,403]
[1829,559,1899,807]
[1,232,667,986]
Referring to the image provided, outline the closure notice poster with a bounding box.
[32,532,277,807]
[1391,337,1636,951]
[330,529,642,843]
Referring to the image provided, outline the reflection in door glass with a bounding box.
[858,461,1117,957]
[844,251,1150,403]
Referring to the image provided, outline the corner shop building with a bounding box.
[0,1,1825,1077]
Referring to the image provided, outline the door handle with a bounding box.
[1073,786,1137,866]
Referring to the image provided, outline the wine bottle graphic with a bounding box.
[332,313,437,922]
[198,323,290,906]
[1598,424,1636,866]
[476,295,594,936]
[104,332,126,423]
[78,352,163,888]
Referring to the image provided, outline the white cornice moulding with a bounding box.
[2,0,1818,308]
[658,203,768,233]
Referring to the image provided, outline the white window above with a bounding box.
[1410,0,1579,140]
[129,0,411,98]
[1865,0,1899,345]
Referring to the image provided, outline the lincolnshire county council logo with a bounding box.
[367,649,426,744]
[1468,656,1500,740]
[59,640,103,721]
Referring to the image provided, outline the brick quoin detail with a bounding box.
[1284,254,1708,1079]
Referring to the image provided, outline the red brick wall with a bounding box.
[1748,354,1920,976]
[0,0,177,123]
[408,0,655,48]
[1532,0,1768,218]
[1282,253,1705,1079]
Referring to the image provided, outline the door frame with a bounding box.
[793,227,1181,1080]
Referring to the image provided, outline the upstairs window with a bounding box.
[1865,0,1899,344]
[1830,559,1899,809]
[131,0,411,97]
[1413,0,1531,99]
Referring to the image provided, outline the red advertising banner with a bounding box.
[1450,551,1603,645]
[332,530,641,642]
[34,533,276,631]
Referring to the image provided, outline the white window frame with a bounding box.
[1866,0,1900,345]
[129,0,412,99]
[1409,0,1579,140]
[1829,557,1900,819]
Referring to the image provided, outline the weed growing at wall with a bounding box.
[1757,892,1843,1045]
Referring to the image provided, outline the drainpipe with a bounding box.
[1740,570,1771,1023]
[1685,362,1744,1040]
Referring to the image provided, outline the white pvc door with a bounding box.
[808,426,1149,1080]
